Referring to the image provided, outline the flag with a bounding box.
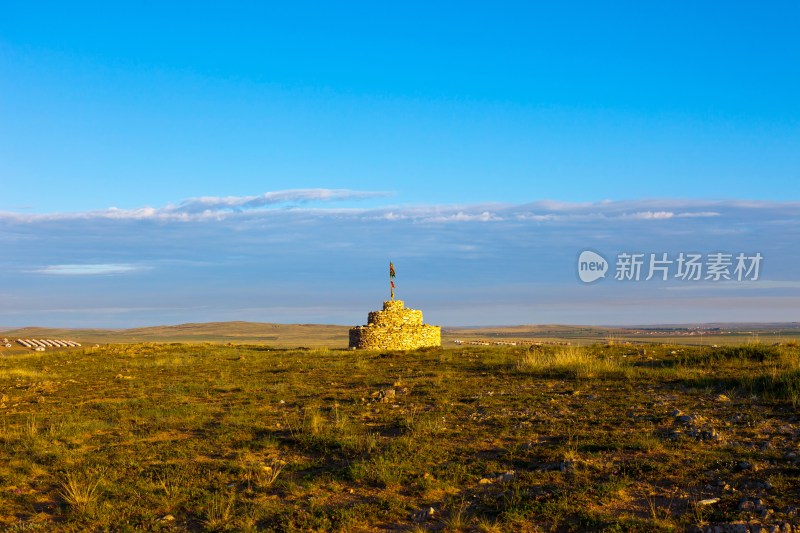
[389,261,396,299]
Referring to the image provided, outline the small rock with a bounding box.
[500,470,516,482]
[160,514,175,522]
[413,506,436,522]
[739,499,755,511]
[378,388,396,403]
[698,498,720,505]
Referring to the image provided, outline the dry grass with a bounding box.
[58,471,102,517]
[0,342,798,530]
[516,346,621,378]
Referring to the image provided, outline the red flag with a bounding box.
[389,262,396,278]
[391,280,395,288]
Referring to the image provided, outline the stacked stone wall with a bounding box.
[349,300,441,350]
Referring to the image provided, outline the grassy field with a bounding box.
[1,341,799,531]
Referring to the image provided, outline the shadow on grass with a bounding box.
[678,369,800,405]
[635,345,782,369]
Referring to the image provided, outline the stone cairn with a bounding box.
[349,299,441,350]
[349,262,441,350]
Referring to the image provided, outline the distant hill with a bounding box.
[2,321,799,349]
[1,322,351,347]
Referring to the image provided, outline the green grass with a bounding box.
[0,342,799,530]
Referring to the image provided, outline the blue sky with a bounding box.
[1,2,799,327]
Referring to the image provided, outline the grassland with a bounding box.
[1,341,799,531]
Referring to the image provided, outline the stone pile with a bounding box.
[349,300,441,350]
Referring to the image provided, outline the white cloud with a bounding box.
[172,188,393,214]
[619,211,676,220]
[33,264,147,276]
[2,195,800,327]
[675,211,720,218]
[0,196,796,225]
[0,188,393,222]
[421,210,502,223]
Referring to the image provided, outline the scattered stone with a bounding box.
[160,514,175,522]
[413,507,436,522]
[500,470,516,482]
[479,470,516,484]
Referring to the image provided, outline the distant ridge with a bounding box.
[0,322,351,347]
[2,321,799,348]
